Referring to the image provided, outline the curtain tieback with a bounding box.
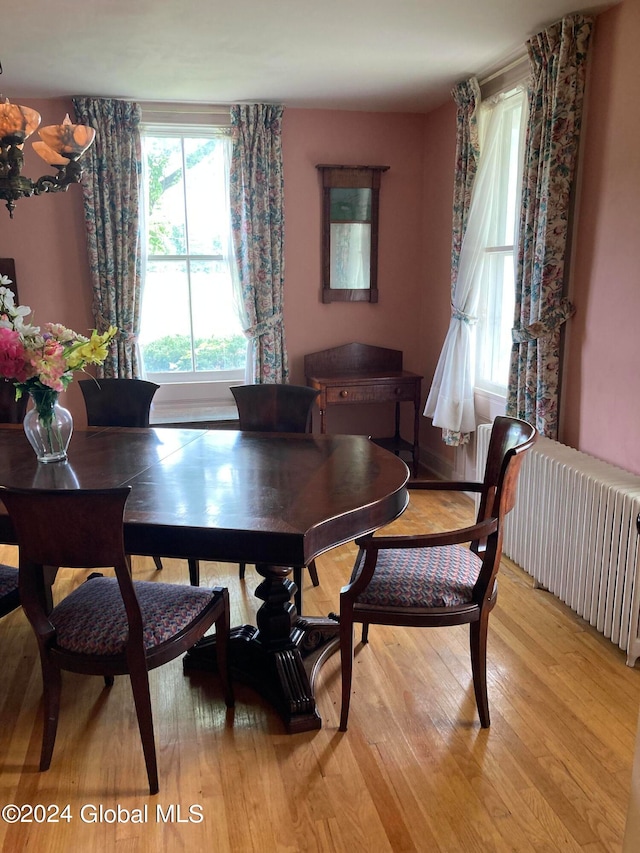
[512,298,575,343]
[244,312,284,340]
[451,306,478,325]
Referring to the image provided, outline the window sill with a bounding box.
[150,400,238,425]
[474,386,506,423]
[148,379,241,425]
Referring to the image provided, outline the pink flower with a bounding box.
[27,339,68,392]
[43,322,78,344]
[0,327,30,382]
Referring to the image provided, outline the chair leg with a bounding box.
[127,658,159,795]
[239,562,246,580]
[214,589,234,708]
[361,622,369,644]
[38,657,62,771]
[470,617,490,728]
[188,559,200,587]
[153,556,163,571]
[307,559,320,587]
[104,675,114,687]
[339,607,355,732]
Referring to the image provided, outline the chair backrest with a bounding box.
[0,486,143,641]
[231,384,320,433]
[476,416,536,525]
[472,416,536,597]
[79,378,160,428]
[0,380,28,424]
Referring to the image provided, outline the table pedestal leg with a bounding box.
[183,563,340,733]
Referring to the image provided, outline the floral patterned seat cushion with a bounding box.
[351,544,483,608]
[50,577,218,656]
[0,564,19,599]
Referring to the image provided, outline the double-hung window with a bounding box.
[139,120,246,422]
[473,85,527,417]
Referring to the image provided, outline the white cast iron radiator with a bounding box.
[476,424,640,666]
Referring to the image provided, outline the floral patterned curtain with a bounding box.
[229,104,288,384]
[423,78,481,446]
[72,97,142,378]
[506,14,593,438]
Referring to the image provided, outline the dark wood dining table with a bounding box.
[0,424,409,732]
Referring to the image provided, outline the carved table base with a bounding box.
[184,564,340,732]
[184,615,340,732]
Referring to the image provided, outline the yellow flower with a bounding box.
[66,327,118,369]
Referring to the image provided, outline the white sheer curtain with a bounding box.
[424,88,526,437]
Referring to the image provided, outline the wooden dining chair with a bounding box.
[0,382,22,616]
[79,377,160,428]
[231,383,321,611]
[0,564,20,618]
[338,415,536,731]
[231,383,320,434]
[0,485,233,795]
[0,274,29,426]
[79,378,200,586]
[0,379,28,424]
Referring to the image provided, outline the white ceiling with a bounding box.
[1,1,613,114]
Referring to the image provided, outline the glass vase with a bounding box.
[23,389,73,463]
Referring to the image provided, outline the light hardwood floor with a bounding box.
[0,488,638,852]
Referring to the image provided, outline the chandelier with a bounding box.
[0,96,96,218]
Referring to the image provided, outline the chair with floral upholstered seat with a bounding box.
[0,563,20,618]
[0,484,233,795]
[338,415,536,732]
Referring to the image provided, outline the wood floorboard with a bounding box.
[0,488,638,851]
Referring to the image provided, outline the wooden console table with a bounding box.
[305,342,422,477]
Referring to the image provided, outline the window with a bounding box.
[139,123,246,420]
[473,87,527,398]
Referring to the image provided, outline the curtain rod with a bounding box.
[139,102,230,116]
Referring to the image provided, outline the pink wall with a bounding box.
[562,0,640,473]
[418,99,458,469]
[282,108,426,436]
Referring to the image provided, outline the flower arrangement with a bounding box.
[0,276,117,402]
[0,275,117,461]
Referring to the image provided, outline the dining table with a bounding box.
[0,424,409,732]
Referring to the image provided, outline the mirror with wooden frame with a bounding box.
[316,164,389,303]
